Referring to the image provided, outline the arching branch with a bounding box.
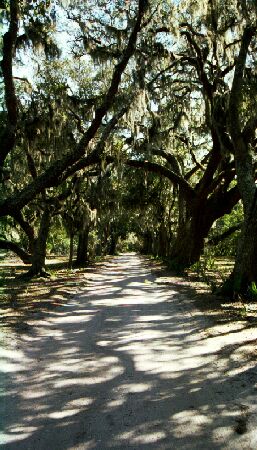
[126,159,196,202]
[151,149,181,174]
[208,223,242,246]
[0,239,31,264]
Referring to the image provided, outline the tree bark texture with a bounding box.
[0,0,18,169]
[169,213,211,269]
[109,232,118,256]
[76,227,90,266]
[68,233,74,269]
[224,24,257,296]
[142,231,154,254]
[27,208,51,277]
[169,187,240,270]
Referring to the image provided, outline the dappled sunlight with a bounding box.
[171,409,212,434]
[116,426,167,445]
[1,254,256,449]
[0,348,32,373]
[1,427,38,445]
[46,313,95,325]
[135,314,172,322]
[118,382,154,394]
[48,409,81,419]
[54,364,123,387]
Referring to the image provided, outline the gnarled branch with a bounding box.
[0,239,31,264]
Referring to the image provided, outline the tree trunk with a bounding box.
[230,140,257,295]
[0,0,18,170]
[222,198,257,297]
[101,225,109,255]
[169,181,240,271]
[141,230,153,254]
[234,206,257,290]
[157,222,169,257]
[76,226,89,266]
[109,232,118,255]
[169,216,209,270]
[220,24,257,297]
[68,232,74,268]
[27,208,51,277]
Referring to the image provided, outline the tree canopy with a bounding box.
[0,0,257,296]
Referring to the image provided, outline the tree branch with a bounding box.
[229,24,257,136]
[180,30,213,99]
[62,104,130,181]
[0,239,31,264]
[126,159,196,202]
[208,223,242,246]
[207,185,240,218]
[151,149,181,174]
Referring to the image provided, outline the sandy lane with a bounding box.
[0,254,256,449]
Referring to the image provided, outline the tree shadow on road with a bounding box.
[1,255,256,449]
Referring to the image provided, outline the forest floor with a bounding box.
[0,253,257,449]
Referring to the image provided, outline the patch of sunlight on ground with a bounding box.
[21,390,49,400]
[54,359,123,388]
[91,289,173,307]
[116,426,166,445]
[0,428,37,444]
[0,349,32,372]
[105,398,125,409]
[135,314,173,322]
[172,410,212,436]
[47,313,95,325]
[48,409,83,419]
[66,398,94,408]
[119,382,154,393]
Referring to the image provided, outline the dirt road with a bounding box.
[0,254,256,449]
